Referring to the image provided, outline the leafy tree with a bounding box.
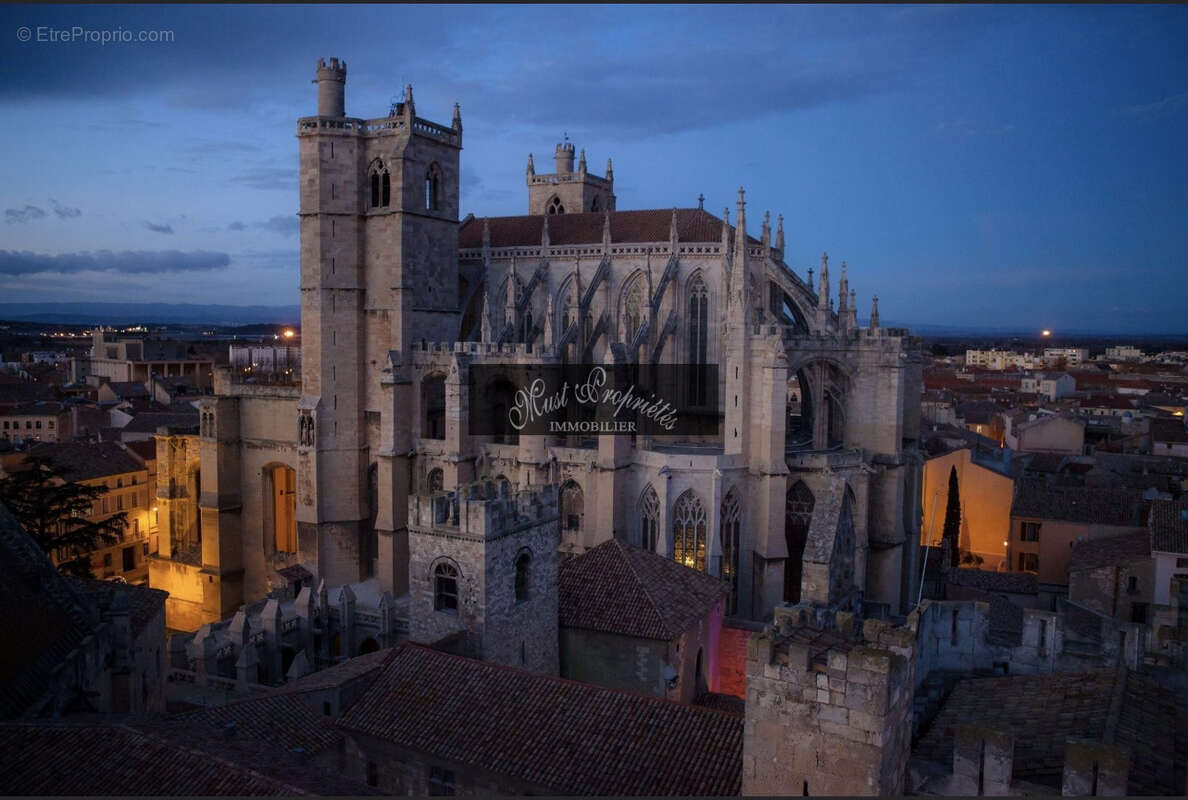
[960,551,984,567]
[942,465,962,569]
[0,454,127,577]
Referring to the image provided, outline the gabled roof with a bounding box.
[1068,530,1152,571]
[559,539,727,641]
[1151,417,1188,444]
[1011,478,1145,527]
[459,207,758,250]
[26,440,145,482]
[120,410,199,434]
[1149,498,1188,554]
[103,381,149,398]
[336,643,742,796]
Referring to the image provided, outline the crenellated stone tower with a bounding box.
[526,138,616,215]
[297,57,464,588]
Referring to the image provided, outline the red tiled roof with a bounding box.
[1068,530,1151,571]
[559,539,727,641]
[1150,498,1188,554]
[337,643,743,796]
[1152,417,1188,445]
[0,723,333,795]
[459,208,754,250]
[124,438,158,463]
[26,440,146,482]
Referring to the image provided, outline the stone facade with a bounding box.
[742,606,915,796]
[169,56,924,641]
[407,481,560,674]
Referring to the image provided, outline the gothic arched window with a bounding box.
[546,196,564,215]
[721,489,741,613]
[622,276,645,343]
[673,490,707,572]
[514,551,531,603]
[687,276,708,405]
[427,467,444,494]
[434,561,459,613]
[425,163,443,212]
[370,160,390,209]
[639,485,660,552]
[784,481,815,603]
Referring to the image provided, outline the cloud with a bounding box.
[227,220,248,231]
[5,205,47,224]
[256,215,298,236]
[0,249,231,275]
[230,167,296,191]
[50,199,81,219]
[143,221,175,234]
[1124,90,1188,120]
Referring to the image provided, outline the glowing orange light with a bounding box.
[283,329,296,339]
[1041,329,1052,337]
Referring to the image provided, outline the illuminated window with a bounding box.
[672,490,707,572]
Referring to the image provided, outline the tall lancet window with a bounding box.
[721,489,741,614]
[672,490,707,572]
[370,160,390,208]
[687,276,708,405]
[639,485,660,552]
[623,277,645,343]
[425,162,443,212]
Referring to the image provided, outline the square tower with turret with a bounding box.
[526,139,615,215]
[407,481,560,675]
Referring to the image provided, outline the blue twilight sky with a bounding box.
[0,4,1185,333]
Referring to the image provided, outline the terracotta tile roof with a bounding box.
[1149,498,1188,554]
[0,721,373,795]
[337,643,743,795]
[26,440,145,482]
[459,208,754,250]
[559,539,727,640]
[913,671,1119,788]
[65,577,167,638]
[949,568,1037,595]
[120,409,199,434]
[1011,478,1145,527]
[1152,417,1188,444]
[0,505,94,718]
[1,401,66,416]
[278,646,395,694]
[694,691,746,715]
[1068,531,1152,571]
[1112,670,1188,796]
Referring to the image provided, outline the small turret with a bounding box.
[669,208,679,249]
[402,84,415,119]
[602,211,612,252]
[555,139,576,174]
[605,157,613,183]
[452,102,462,132]
[838,261,849,311]
[314,57,347,117]
[870,295,880,331]
[817,252,830,311]
[721,208,731,266]
[526,153,535,177]
[735,187,747,268]
[775,214,785,252]
[578,148,587,175]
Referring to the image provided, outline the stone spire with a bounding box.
[602,211,612,252]
[526,153,535,176]
[403,84,415,119]
[817,252,830,311]
[544,293,555,346]
[698,193,705,210]
[734,187,747,269]
[669,208,679,250]
[481,217,491,252]
[721,208,732,272]
[761,211,771,247]
[848,288,858,331]
[506,258,518,321]
[481,292,492,342]
[605,157,613,182]
[452,102,462,132]
[578,148,587,175]
[870,295,880,331]
[541,214,550,251]
[775,214,785,252]
[838,261,849,311]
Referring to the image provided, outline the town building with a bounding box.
[1152,416,1188,458]
[558,537,727,702]
[0,401,72,444]
[1042,347,1089,367]
[1149,498,1188,608]
[1105,344,1144,361]
[11,440,157,583]
[1020,371,1075,401]
[70,328,215,390]
[1004,412,1085,455]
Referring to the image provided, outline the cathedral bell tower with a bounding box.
[296,57,462,588]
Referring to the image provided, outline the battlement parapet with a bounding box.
[409,481,559,538]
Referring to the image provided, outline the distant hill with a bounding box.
[0,303,300,326]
